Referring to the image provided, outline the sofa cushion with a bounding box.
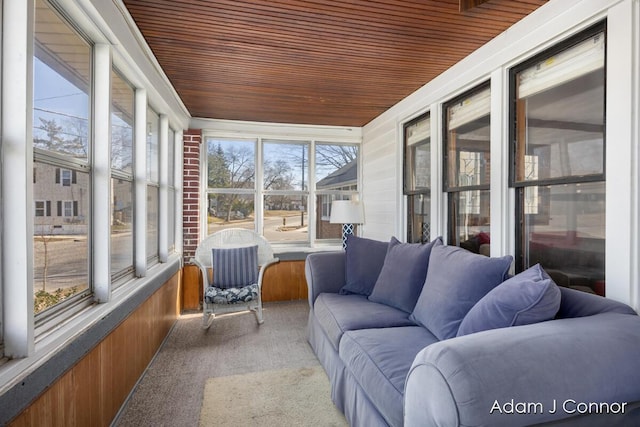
[339,326,439,427]
[411,245,512,340]
[368,237,442,313]
[340,235,389,296]
[314,293,415,350]
[457,264,561,337]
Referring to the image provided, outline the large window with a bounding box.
[443,84,491,253]
[510,24,606,295]
[403,112,431,243]
[206,137,359,244]
[111,69,134,281]
[32,0,92,314]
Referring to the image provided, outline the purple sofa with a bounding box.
[306,236,640,427]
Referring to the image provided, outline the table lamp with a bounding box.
[330,199,364,249]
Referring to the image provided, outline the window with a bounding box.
[314,143,359,241]
[403,112,431,243]
[207,138,256,234]
[443,84,491,253]
[263,140,309,243]
[168,127,176,253]
[146,106,159,261]
[33,0,92,315]
[206,137,359,244]
[111,69,134,281]
[510,24,605,295]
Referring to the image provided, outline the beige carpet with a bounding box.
[199,366,348,427]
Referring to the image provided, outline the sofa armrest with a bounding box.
[405,312,640,427]
[305,251,346,306]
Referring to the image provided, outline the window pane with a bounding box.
[111,70,134,174]
[264,195,308,243]
[315,144,358,190]
[514,31,605,182]
[207,193,255,235]
[168,188,176,253]
[147,107,159,182]
[168,128,175,187]
[147,185,159,259]
[408,194,430,243]
[404,113,430,193]
[33,162,89,314]
[448,190,490,253]
[33,0,91,160]
[207,139,256,189]
[444,87,490,189]
[111,178,133,277]
[314,194,352,240]
[520,182,605,295]
[263,141,309,191]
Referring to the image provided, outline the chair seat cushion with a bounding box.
[205,283,259,304]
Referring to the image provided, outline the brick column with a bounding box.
[182,129,202,264]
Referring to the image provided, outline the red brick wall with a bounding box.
[182,129,202,263]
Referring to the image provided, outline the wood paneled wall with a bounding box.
[181,260,308,311]
[9,271,181,427]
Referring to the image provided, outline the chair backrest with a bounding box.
[194,228,275,270]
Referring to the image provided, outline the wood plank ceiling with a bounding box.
[123,0,548,127]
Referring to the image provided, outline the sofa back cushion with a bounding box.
[339,235,389,296]
[368,237,442,313]
[411,245,512,340]
[456,263,561,337]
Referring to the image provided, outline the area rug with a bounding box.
[199,366,348,426]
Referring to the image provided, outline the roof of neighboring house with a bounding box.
[316,160,357,190]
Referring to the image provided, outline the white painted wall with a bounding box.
[361,0,639,308]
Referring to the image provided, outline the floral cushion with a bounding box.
[205,283,259,304]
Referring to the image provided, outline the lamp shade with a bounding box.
[330,200,364,224]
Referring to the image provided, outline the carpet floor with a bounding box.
[113,300,329,427]
[199,366,347,426]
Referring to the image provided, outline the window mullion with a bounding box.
[2,0,35,358]
[134,89,147,276]
[256,137,263,234]
[93,44,111,302]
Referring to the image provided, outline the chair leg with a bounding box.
[254,302,264,325]
[203,311,214,329]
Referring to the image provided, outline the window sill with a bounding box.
[272,244,342,261]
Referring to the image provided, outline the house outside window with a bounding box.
[403,112,431,243]
[443,84,491,254]
[510,23,606,296]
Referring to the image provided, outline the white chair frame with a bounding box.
[192,228,279,329]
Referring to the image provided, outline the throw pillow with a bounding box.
[410,245,512,340]
[457,264,561,337]
[368,236,443,313]
[339,234,389,296]
[212,245,259,289]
